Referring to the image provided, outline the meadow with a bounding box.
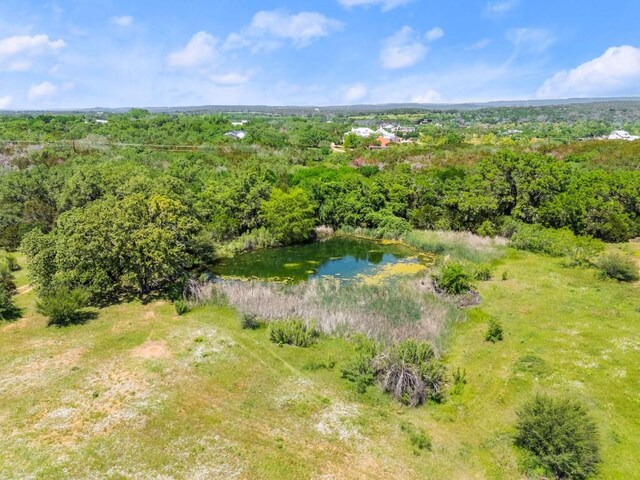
[1,243,638,479]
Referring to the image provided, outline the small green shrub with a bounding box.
[1,253,20,271]
[36,287,90,326]
[595,253,639,282]
[400,421,432,453]
[473,263,493,281]
[0,286,19,321]
[485,318,504,343]
[501,270,509,281]
[269,319,317,347]
[341,335,381,393]
[174,299,190,316]
[515,395,600,480]
[0,263,16,294]
[240,313,262,329]
[433,263,474,295]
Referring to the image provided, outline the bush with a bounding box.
[473,263,493,281]
[174,299,190,315]
[0,286,19,321]
[433,263,474,295]
[0,263,17,294]
[509,223,604,261]
[36,287,90,326]
[269,319,317,347]
[485,318,504,343]
[595,253,639,282]
[240,313,261,329]
[515,395,600,480]
[1,253,20,271]
[341,334,381,393]
[373,340,446,406]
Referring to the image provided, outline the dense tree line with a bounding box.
[1,113,639,305]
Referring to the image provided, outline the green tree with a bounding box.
[261,187,316,244]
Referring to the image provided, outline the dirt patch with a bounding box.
[132,340,171,359]
[32,360,167,444]
[0,347,86,396]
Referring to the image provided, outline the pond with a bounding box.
[212,236,434,283]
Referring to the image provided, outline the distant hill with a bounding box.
[2,97,640,116]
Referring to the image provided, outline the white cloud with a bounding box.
[27,81,74,102]
[507,28,554,54]
[338,0,413,11]
[0,95,12,109]
[0,34,66,59]
[210,72,252,86]
[224,10,343,51]
[28,81,59,101]
[411,89,443,103]
[538,45,640,99]
[380,26,428,70]
[344,83,368,102]
[466,38,493,50]
[425,27,444,42]
[110,16,134,27]
[166,31,219,68]
[484,0,520,16]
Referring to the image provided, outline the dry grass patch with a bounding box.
[132,340,171,359]
[31,359,166,445]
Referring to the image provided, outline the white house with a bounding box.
[346,127,377,138]
[95,119,108,125]
[608,130,639,141]
[375,128,398,141]
[225,130,247,140]
[231,120,248,126]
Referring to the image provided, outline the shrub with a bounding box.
[501,270,509,281]
[36,287,90,326]
[400,421,432,453]
[0,263,16,294]
[174,299,190,315]
[595,253,639,282]
[473,263,493,281]
[0,286,19,321]
[515,395,600,480]
[1,253,20,271]
[373,340,446,406]
[269,319,317,347]
[341,335,381,393]
[485,318,504,343]
[509,223,604,261]
[433,263,474,295]
[240,313,261,329]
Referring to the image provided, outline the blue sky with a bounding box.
[1,0,640,108]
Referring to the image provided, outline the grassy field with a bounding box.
[1,247,638,479]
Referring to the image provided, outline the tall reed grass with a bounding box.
[206,278,462,348]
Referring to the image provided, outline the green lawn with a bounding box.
[0,249,638,479]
